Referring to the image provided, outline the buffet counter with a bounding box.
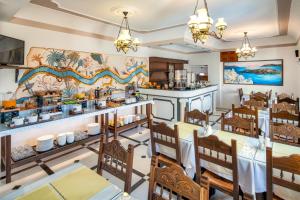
[0,100,153,183]
[139,85,218,123]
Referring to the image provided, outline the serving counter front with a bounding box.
[0,100,153,183]
[139,85,218,123]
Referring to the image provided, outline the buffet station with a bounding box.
[0,86,153,184]
[140,68,217,123]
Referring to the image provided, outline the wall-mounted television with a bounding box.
[0,35,25,65]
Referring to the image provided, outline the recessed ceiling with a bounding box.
[32,0,280,40]
[159,43,210,54]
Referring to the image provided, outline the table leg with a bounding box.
[1,136,6,172]
[105,113,109,143]
[5,135,11,183]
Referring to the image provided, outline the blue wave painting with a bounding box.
[19,66,149,86]
[223,60,283,86]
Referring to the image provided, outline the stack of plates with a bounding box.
[87,123,100,135]
[36,135,54,152]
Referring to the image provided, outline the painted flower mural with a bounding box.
[15,47,149,101]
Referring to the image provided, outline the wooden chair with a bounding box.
[250,91,270,108]
[148,155,209,200]
[193,132,239,200]
[270,103,300,127]
[266,147,300,200]
[150,120,181,165]
[232,104,260,137]
[221,113,256,137]
[277,96,299,112]
[184,108,209,126]
[243,99,265,110]
[97,135,134,193]
[270,122,300,147]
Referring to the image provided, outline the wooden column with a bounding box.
[105,113,109,142]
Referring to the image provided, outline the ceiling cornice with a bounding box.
[10,17,115,41]
[30,0,186,34]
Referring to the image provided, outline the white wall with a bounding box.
[188,46,300,109]
[0,21,188,94]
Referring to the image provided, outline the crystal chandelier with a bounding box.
[114,11,140,54]
[188,0,227,44]
[236,32,257,59]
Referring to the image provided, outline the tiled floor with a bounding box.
[0,108,231,199]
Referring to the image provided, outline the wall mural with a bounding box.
[15,47,149,101]
[223,59,283,86]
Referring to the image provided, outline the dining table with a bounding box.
[2,163,133,200]
[147,121,300,200]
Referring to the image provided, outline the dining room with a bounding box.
[0,0,300,199]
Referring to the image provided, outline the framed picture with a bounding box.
[223,59,283,86]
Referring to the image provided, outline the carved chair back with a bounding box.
[232,104,259,136]
[270,103,300,127]
[250,91,269,108]
[277,96,300,112]
[193,132,239,200]
[221,113,256,137]
[148,156,209,200]
[243,99,265,110]
[97,135,134,193]
[270,122,300,146]
[266,147,300,200]
[150,120,181,164]
[184,108,209,126]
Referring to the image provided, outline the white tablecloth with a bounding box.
[147,122,300,199]
[147,122,259,196]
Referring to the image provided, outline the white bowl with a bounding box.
[40,113,50,121]
[66,132,75,143]
[36,135,54,152]
[27,115,38,123]
[57,133,67,146]
[87,123,100,135]
[12,117,24,126]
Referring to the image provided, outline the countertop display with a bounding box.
[0,100,153,137]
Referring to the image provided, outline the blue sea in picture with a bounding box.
[224,63,283,86]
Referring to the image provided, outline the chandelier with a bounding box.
[114,11,140,54]
[188,0,227,44]
[236,32,257,59]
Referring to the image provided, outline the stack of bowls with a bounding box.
[36,135,54,152]
[87,123,100,135]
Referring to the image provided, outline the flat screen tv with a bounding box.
[0,35,25,65]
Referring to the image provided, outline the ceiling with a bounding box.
[31,0,282,41]
[0,0,298,54]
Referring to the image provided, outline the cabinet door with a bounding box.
[174,63,183,70]
[202,94,212,113]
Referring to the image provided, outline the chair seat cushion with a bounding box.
[202,170,233,194]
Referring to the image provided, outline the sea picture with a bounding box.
[223,60,283,86]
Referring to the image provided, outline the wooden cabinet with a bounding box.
[220,51,238,62]
[149,57,188,83]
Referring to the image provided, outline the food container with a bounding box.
[27,114,38,123]
[97,100,106,108]
[125,98,132,104]
[66,132,75,143]
[36,135,54,152]
[123,116,129,125]
[40,112,50,121]
[57,133,67,146]
[2,92,17,110]
[12,117,24,126]
[72,104,82,112]
[87,123,100,135]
